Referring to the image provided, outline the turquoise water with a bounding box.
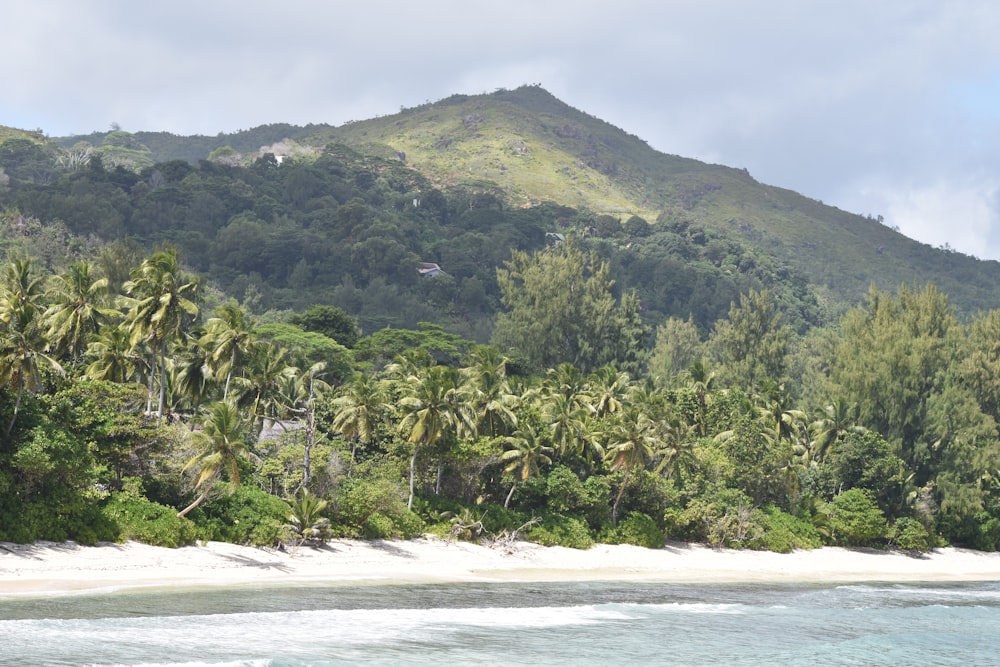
[1,581,998,666]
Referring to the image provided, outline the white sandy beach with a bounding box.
[2,538,1000,595]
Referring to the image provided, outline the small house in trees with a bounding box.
[546,232,566,245]
[417,262,444,277]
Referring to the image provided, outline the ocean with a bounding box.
[1,580,998,666]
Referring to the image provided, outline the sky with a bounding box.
[4,1,1000,259]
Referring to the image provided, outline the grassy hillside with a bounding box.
[42,86,1000,315]
[303,86,1000,313]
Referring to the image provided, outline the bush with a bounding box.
[526,513,594,549]
[676,489,763,548]
[103,488,199,547]
[602,512,665,548]
[747,505,822,553]
[827,488,888,547]
[890,517,933,553]
[189,484,290,546]
[363,512,396,539]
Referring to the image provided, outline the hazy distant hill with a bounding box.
[47,85,1000,314]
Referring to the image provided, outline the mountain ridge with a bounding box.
[36,85,1000,315]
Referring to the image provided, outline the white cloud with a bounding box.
[4,1,1000,256]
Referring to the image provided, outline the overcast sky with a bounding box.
[5,1,1000,259]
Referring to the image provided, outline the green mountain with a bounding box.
[302,86,1000,314]
[50,85,1000,316]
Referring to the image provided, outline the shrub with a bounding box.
[827,488,888,547]
[189,484,290,546]
[602,512,665,548]
[890,517,932,553]
[748,505,822,553]
[363,512,395,539]
[526,513,594,549]
[677,489,763,548]
[103,488,199,547]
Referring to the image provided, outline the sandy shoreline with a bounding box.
[2,538,1000,596]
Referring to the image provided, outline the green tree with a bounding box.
[177,400,252,518]
[122,249,199,418]
[288,304,360,348]
[827,488,888,547]
[492,239,648,373]
[396,365,475,510]
[648,316,703,385]
[500,420,554,508]
[604,406,656,524]
[44,260,119,365]
[201,301,256,400]
[709,289,789,390]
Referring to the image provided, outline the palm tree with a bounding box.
[232,341,298,437]
[809,398,867,464]
[0,303,63,435]
[84,323,145,385]
[397,365,475,510]
[122,249,198,418]
[331,372,388,465]
[541,391,601,464]
[44,260,119,366]
[682,357,716,437]
[284,488,332,545]
[201,301,255,401]
[177,400,251,518]
[500,420,553,508]
[604,406,657,524]
[588,366,631,419]
[0,259,63,435]
[170,331,214,415]
[754,381,808,446]
[462,346,518,437]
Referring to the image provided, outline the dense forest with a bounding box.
[2,118,1000,554]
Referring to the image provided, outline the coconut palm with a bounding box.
[84,323,145,384]
[233,341,298,436]
[809,398,867,464]
[201,301,255,401]
[0,302,63,435]
[500,420,553,508]
[284,488,332,545]
[462,346,518,437]
[331,371,388,465]
[121,249,198,418]
[604,406,657,524]
[397,365,475,510]
[0,259,63,435]
[177,400,251,518]
[44,260,119,366]
[588,366,631,418]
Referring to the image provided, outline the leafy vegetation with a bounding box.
[4,89,1000,553]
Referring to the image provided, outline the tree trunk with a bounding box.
[611,470,630,526]
[158,339,168,420]
[407,449,417,511]
[6,380,24,436]
[301,403,315,492]
[223,348,235,401]
[177,489,210,518]
[504,481,517,509]
[146,351,156,414]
